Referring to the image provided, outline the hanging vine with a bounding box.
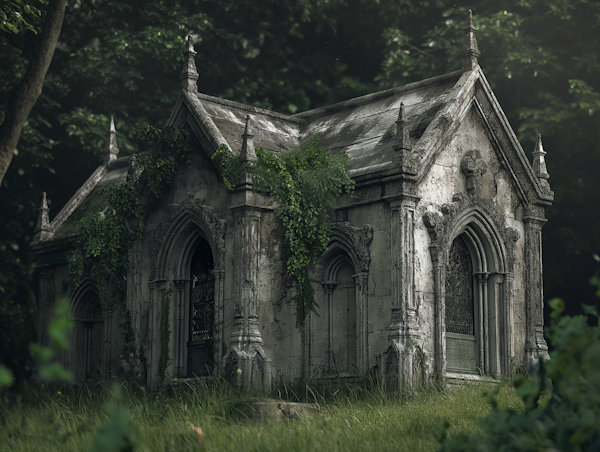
[69,126,191,316]
[212,134,354,326]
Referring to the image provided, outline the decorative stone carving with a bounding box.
[423,189,520,376]
[461,149,487,197]
[423,192,514,265]
[331,222,374,272]
[150,196,227,280]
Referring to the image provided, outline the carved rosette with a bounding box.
[331,222,374,272]
[149,197,227,280]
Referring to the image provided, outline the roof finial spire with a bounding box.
[532,133,551,191]
[180,34,199,92]
[33,192,51,241]
[393,103,411,154]
[104,116,119,164]
[240,115,257,162]
[393,103,417,175]
[462,9,480,71]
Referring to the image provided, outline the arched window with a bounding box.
[187,238,215,376]
[445,235,477,373]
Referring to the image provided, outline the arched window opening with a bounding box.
[445,235,477,374]
[187,238,215,376]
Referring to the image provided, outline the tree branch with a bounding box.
[0,0,67,186]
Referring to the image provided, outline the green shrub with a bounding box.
[438,292,600,451]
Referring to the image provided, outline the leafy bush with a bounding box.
[438,288,600,451]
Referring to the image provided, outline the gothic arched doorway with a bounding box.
[445,235,477,373]
[72,290,103,379]
[186,238,215,376]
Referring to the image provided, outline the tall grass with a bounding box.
[0,378,523,451]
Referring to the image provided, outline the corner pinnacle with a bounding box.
[104,116,119,163]
[532,133,552,193]
[34,192,51,241]
[180,34,199,92]
[393,103,411,153]
[240,114,257,162]
[462,9,481,71]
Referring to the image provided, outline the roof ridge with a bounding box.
[196,92,301,124]
[294,70,463,120]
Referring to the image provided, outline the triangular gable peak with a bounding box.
[32,123,131,244]
[169,35,301,172]
[413,65,553,207]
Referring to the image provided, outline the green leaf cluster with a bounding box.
[438,279,600,451]
[1,0,41,34]
[214,135,354,326]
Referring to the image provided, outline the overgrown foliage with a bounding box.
[213,135,354,326]
[69,126,190,311]
[438,279,600,451]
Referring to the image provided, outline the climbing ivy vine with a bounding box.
[69,126,191,317]
[212,134,354,326]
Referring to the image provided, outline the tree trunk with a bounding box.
[0,0,68,186]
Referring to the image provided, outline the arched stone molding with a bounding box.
[69,280,107,380]
[150,197,226,280]
[147,201,227,387]
[306,222,373,379]
[423,193,519,378]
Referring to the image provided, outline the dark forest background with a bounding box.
[1,0,599,379]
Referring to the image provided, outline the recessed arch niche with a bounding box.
[306,222,373,380]
[70,283,104,380]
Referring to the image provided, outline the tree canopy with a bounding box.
[1,0,599,359]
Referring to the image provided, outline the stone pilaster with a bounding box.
[386,193,420,392]
[225,203,270,388]
[430,245,447,375]
[523,206,549,371]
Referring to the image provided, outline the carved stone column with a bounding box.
[523,207,549,370]
[430,245,447,376]
[355,272,369,374]
[476,272,490,373]
[173,279,187,376]
[387,194,420,392]
[226,207,268,388]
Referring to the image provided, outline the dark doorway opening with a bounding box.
[187,238,215,376]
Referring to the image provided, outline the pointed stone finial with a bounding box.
[180,34,199,92]
[393,103,411,153]
[104,116,119,164]
[34,192,51,241]
[240,114,257,162]
[462,10,481,71]
[392,103,417,175]
[532,133,551,191]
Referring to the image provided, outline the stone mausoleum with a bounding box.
[32,13,553,391]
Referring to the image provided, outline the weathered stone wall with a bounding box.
[416,107,528,375]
